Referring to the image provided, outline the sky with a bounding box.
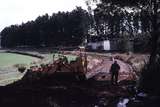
[0,0,87,31]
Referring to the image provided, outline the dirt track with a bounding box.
[65,51,136,81]
[86,56,135,81]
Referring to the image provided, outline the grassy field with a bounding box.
[44,53,77,63]
[53,53,77,62]
[0,52,40,86]
[0,52,40,67]
[0,52,77,67]
[0,52,78,86]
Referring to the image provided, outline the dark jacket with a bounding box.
[110,63,120,73]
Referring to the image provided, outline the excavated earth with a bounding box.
[65,51,136,81]
[0,51,148,107]
[86,55,135,81]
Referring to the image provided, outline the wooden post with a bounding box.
[79,46,88,73]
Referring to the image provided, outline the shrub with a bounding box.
[14,64,26,73]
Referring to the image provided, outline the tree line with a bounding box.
[0,7,91,48]
[0,3,152,51]
[86,0,152,52]
[1,3,153,52]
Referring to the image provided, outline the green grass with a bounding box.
[0,52,40,67]
[0,52,77,67]
[49,53,77,62]
[52,54,77,62]
[0,52,77,86]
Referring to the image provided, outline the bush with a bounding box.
[18,66,26,73]
[15,64,26,73]
[139,59,160,94]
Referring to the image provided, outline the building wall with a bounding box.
[87,40,111,51]
[87,39,134,52]
[88,41,103,50]
[103,40,110,50]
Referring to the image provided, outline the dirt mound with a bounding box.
[86,56,136,82]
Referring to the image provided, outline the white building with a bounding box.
[87,40,110,51]
[87,38,134,52]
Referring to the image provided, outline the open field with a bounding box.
[0,51,79,86]
[0,52,42,86]
[0,52,40,67]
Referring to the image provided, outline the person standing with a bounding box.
[110,60,120,85]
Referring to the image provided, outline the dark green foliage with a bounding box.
[86,0,152,53]
[94,1,153,37]
[0,7,91,48]
[139,56,160,94]
[18,66,26,73]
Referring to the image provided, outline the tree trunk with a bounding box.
[149,0,159,65]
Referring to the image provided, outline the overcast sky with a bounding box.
[0,0,87,31]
